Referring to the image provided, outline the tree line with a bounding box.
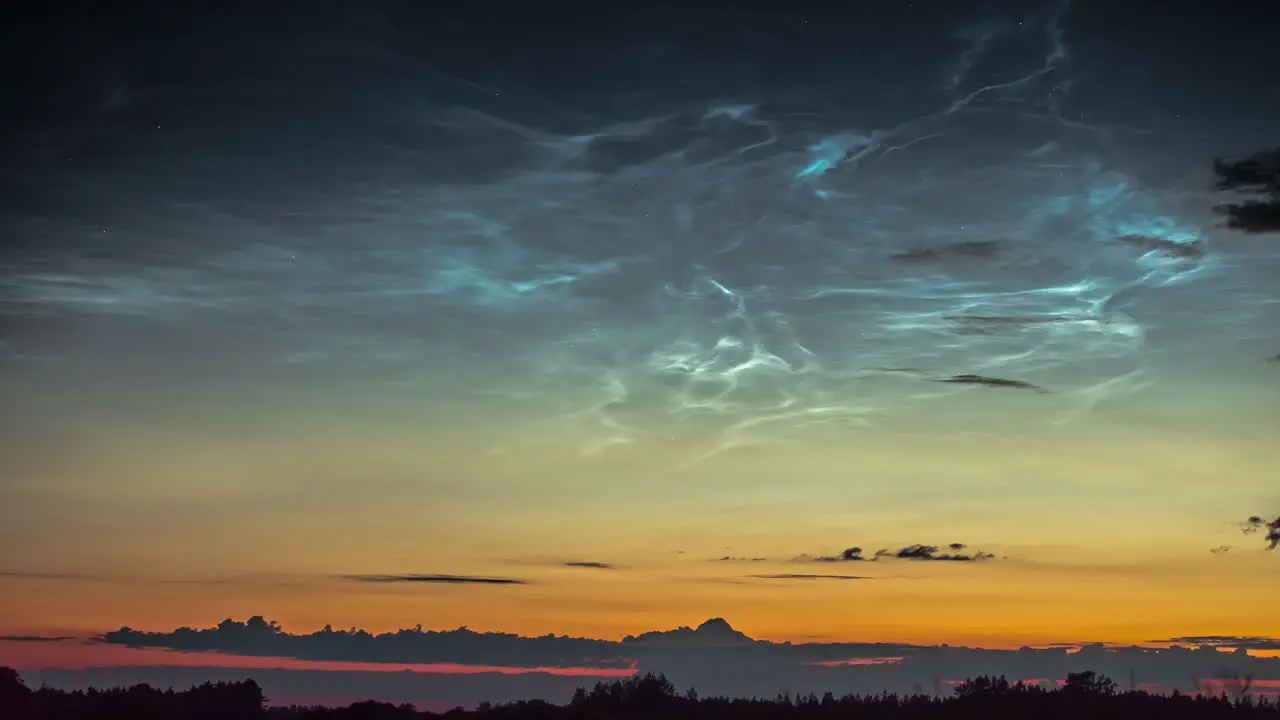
[4,666,1279,720]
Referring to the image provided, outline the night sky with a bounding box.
[1,0,1278,708]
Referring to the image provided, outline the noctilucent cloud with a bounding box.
[0,0,1277,706]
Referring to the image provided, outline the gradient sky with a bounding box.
[1,0,1279,702]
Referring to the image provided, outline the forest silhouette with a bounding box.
[4,665,1277,720]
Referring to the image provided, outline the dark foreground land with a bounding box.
[3,667,1277,720]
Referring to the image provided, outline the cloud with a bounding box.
[84,617,1280,708]
[797,543,999,564]
[1240,515,1280,550]
[889,240,1005,263]
[712,556,768,562]
[1149,636,1280,651]
[96,616,624,669]
[0,635,76,642]
[813,547,869,562]
[340,574,528,585]
[748,574,870,581]
[562,562,614,570]
[874,544,997,562]
[0,570,97,581]
[931,375,1048,393]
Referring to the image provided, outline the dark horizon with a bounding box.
[2,665,1277,718]
[6,615,1280,709]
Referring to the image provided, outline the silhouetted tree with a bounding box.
[953,674,1014,698]
[0,666,32,715]
[1214,149,1280,233]
[1064,670,1119,696]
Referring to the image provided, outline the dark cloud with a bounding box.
[748,574,870,581]
[85,617,1280,708]
[874,544,997,562]
[799,543,998,564]
[563,562,614,570]
[931,375,1049,393]
[0,634,76,642]
[889,240,1004,263]
[1149,636,1280,651]
[340,574,527,585]
[1213,149,1280,234]
[813,547,869,563]
[712,556,768,562]
[1209,546,1232,555]
[1240,515,1280,550]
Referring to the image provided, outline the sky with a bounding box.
[1,0,1278,709]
